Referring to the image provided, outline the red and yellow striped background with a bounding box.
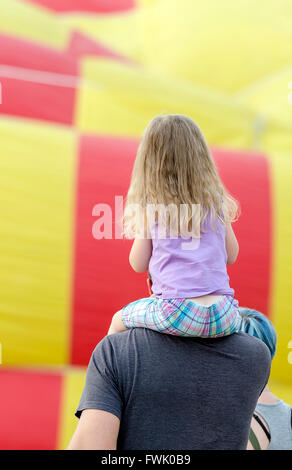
[0,0,291,449]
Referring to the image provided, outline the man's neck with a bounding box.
[258,385,280,405]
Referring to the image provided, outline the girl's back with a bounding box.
[149,212,234,299]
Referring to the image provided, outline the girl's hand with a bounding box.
[147,276,153,296]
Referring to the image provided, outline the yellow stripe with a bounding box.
[270,380,292,407]
[0,0,70,49]
[269,154,292,386]
[75,57,292,156]
[75,57,255,148]
[60,10,140,60]
[0,117,76,365]
[57,368,86,449]
[61,0,292,98]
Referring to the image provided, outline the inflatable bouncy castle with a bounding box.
[0,0,292,449]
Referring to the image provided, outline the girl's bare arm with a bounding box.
[129,238,153,273]
[225,223,239,265]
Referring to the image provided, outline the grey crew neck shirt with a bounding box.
[75,328,271,450]
[255,400,292,450]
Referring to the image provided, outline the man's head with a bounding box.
[238,307,277,359]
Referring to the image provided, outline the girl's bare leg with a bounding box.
[107,311,127,335]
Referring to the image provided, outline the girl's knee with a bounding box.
[108,310,126,335]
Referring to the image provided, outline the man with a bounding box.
[68,325,271,450]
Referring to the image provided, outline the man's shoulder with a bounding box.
[91,329,149,369]
[92,329,141,355]
[94,329,271,364]
[97,329,271,349]
[229,331,271,362]
[231,330,269,349]
[93,329,165,358]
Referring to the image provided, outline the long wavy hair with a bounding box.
[123,114,239,238]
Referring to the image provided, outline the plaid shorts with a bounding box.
[121,295,241,338]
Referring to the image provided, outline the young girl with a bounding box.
[108,114,241,338]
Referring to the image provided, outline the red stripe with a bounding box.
[0,32,132,124]
[0,34,78,124]
[213,148,271,316]
[71,136,146,365]
[0,33,78,74]
[0,369,62,449]
[0,78,76,125]
[67,32,134,65]
[71,138,272,365]
[24,0,135,13]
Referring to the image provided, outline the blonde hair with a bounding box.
[123,114,239,238]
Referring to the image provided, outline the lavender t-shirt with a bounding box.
[148,214,234,299]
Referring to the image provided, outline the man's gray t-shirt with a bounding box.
[75,328,271,450]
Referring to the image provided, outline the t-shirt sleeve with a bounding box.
[75,337,123,420]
